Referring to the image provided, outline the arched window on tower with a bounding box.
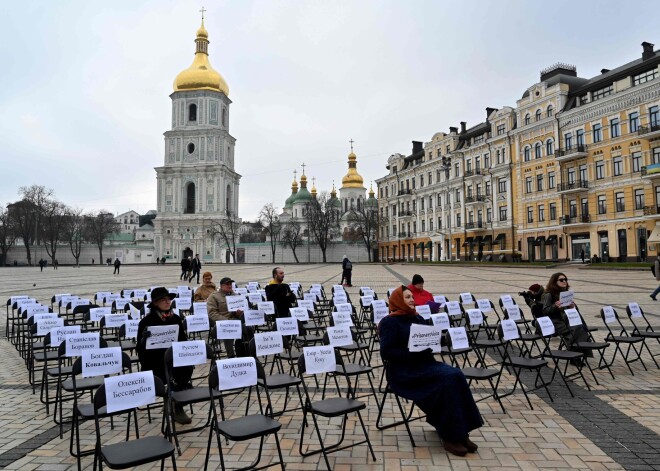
[226,184,232,215]
[189,104,197,122]
[185,182,196,214]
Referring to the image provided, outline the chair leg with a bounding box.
[356,410,376,461]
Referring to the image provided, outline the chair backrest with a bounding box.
[600,305,629,336]
[625,302,651,330]
[93,373,164,413]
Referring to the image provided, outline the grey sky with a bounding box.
[1,1,659,221]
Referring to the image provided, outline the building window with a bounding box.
[421,220,425,232]
[525,177,532,193]
[610,118,620,138]
[537,174,543,191]
[579,165,587,182]
[596,160,604,179]
[486,208,492,223]
[569,200,577,218]
[466,159,472,172]
[527,206,533,223]
[548,172,555,189]
[535,109,542,121]
[524,147,531,161]
[497,124,505,135]
[632,151,642,172]
[567,167,576,183]
[598,195,607,214]
[428,195,433,208]
[538,204,545,222]
[593,123,602,143]
[524,114,530,125]
[650,105,660,127]
[428,172,433,185]
[420,199,424,210]
[437,217,442,229]
[498,178,506,193]
[549,202,556,220]
[429,219,433,231]
[581,198,589,216]
[613,156,623,176]
[592,85,613,101]
[546,139,554,155]
[635,189,645,210]
[615,192,625,212]
[565,133,573,150]
[630,112,640,132]
[188,103,197,121]
[437,194,442,206]
[633,69,658,86]
[499,206,507,221]
[535,142,542,159]
[547,105,553,117]
[455,163,460,177]
[456,214,461,227]
[576,129,585,146]
[455,189,461,202]
[420,175,424,187]
[475,156,481,170]
[654,147,660,164]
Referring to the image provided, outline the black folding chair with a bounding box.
[600,306,650,375]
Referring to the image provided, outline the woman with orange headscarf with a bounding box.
[379,286,483,457]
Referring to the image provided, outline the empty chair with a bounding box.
[600,305,652,374]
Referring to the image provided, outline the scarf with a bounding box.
[388,285,416,316]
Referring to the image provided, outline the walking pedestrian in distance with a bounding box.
[113,258,121,275]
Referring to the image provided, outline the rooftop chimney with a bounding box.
[449,126,458,134]
[486,107,497,120]
[460,121,467,134]
[601,68,610,74]
[412,141,424,155]
[642,42,655,61]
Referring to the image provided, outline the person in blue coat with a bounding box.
[379,285,483,456]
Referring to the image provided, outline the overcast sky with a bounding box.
[2,1,659,221]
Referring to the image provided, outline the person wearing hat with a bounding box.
[136,287,193,424]
[407,274,441,313]
[207,277,244,358]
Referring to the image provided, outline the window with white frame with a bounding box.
[613,156,623,176]
[615,192,625,212]
[632,151,642,172]
[635,189,645,210]
[598,195,607,214]
[593,123,602,143]
[527,206,533,223]
[596,160,604,179]
[610,117,620,138]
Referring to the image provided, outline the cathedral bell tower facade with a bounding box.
[154,17,240,263]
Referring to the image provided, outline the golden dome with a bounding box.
[311,177,317,198]
[369,183,375,197]
[330,182,337,198]
[291,177,298,190]
[173,19,229,95]
[341,151,365,189]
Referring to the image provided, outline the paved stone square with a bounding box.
[0,262,658,470]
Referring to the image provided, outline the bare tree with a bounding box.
[8,185,54,265]
[259,203,282,263]
[305,192,340,263]
[211,211,240,263]
[281,220,303,263]
[0,205,17,266]
[40,200,68,265]
[63,207,85,267]
[85,210,120,263]
[348,205,380,262]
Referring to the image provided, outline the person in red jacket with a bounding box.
[407,274,441,313]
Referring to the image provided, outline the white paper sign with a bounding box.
[50,325,81,347]
[564,308,582,327]
[215,320,243,340]
[146,325,180,349]
[105,371,156,413]
[467,309,484,326]
[500,319,519,341]
[105,314,129,329]
[477,299,493,312]
[505,305,522,321]
[289,282,301,293]
[628,303,642,319]
[65,332,100,357]
[193,302,208,315]
[186,314,210,333]
[290,307,310,321]
[54,294,72,303]
[26,305,49,319]
[408,324,442,353]
[303,293,318,302]
[559,290,574,307]
[333,285,345,292]
[332,311,353,327]
[602,306,616,324]
[303,346,336,374]
[297,300,315,311]
[254,332,284,356]
[415,304,432,320]
[125,320,139,339]
[327,325,354,347]
[460,293,473,303]
[172,340,207,367]
[433,295,448,305]
[243,310,266,326]
[276,317,299,336]
[37,317,64,336]
[536,316,555,336]
[216,357,257,390]
[373,305,389,324]
[133,289,147,298]
[445,301,462,317]
[225,295,248,312]
[34,312,57,323]
[334,303,352,313]
[257,301,275,315]
[248,293,263,305]
[333,293,348,304]
[361,288,375,297]
[90,307,111,322]
[128,304,141,320]
[82,347,122,378]
[360,295,374,307]
[371,299,386,309]
[105,293,121,304]
[430,313,450,331]
[175,298,192,310]
[70,298,90,309]
[500,295,515,308]
[61,296,78,307]
[448,327,470,350]
[10,295,28,304]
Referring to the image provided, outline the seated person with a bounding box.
[207,277,244,358]
[137,287,193,424]
[407,274,441,313]
[193,271,216,301]
[379,286,484,456]
[520,283,545,317]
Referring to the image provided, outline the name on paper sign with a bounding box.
[333,285,344,292]
[37,318,64,336]
[90,307,111,321]
[234,288,248,296]
[361,289,375,297]
[430,313,450,331]
[445,301,462,316]
[460,293,473,303]
[276,317,299,335]
[50,325,81,347]
[105,314,128,328]
[500,319,519,341]
[628,303,642,318]
[433,295,447,305]
[133,289,147,298]
[10,295,28,304]
[26,306,49,319]
[225,295,248,312]
[303,293,318,302]
[536,316,555,336]
[415,304,432,320]
[334,303,352,313]
[559,290,574,307]
[125,320,139,339]
[310,283,322,290]
[247,282,259,289]
[448,327,469,350]
[61,296,78,306]
[602,306,616,324]
[303,346,336,374]
[373,306,388,324]
[82,347,122,378]
[244,310,266,327]
[217,358,257,390]
[290,307,309,321]
[146,325,179,349]
[54,294,72,303]
[408,324,442,353]
[332,311,353,326]
[500,295,515,307]
[65,333,100,357]
[327,326,353,347]
[506,305,521,321]
[186,314,210,333]
[257,301,275,315]
[360,295,374,307]
[467,309,484,326]
[297,300,314,311]
[175,298,192,310]
[172,340,207,367]
[254,332,284,356]
[34,312,57,323]
[96,291,111,300]
[248,293,263,305]
[333,293,347,303]
[216,320,242,340]
[371,299,386,309]
[71,298,90,309]
[564,308,582,327]
[477,299,493,312]
[104,371,156,413]
[193,302,207,315]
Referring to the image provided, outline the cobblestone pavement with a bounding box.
[0,262,658,470]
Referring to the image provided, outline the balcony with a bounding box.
[398,211,414,218]
[557,180,589,194]
[561,215,591,225]
[555,144,588,161]
[398,189,413,196]
[465,221,485,230]
[643,206,660,218]
[465,195,488,205]
[464,168,484,179]
[641,163,660,179]
[638,124,660,140]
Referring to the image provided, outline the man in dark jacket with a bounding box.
[341,255,353,287]
[180,257,190,280]
[136,287,193,424]
[189,254,202,284]
[265,267,296,317]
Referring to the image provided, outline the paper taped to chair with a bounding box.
[628,303,642,318]
[564,308,582,327]
[408,324,442,352]
[430,313,450,331]
[244,310,266,326]
[276,317,299,336]
[89,307,111,321]
[172,340,207,367]
[217,358,257,390]
[192,302,207,315]
[146,325,179,349]
[125,320,139,339]
[373,305,388,324]
[500,319,519,341]
[105,371,156,413]
[82,347,122,377]
[105,313,128,329]
[447,327,469,350]
[327,326,353,347]
[49,325,81,347]
[65,333,100,357]
[332,311,353,327]
[186,314,210,332]
[257,301,275,315]
[304,346,336,374]
[290,307,310,321]
[254,332,284,356]
[37,317,64,336]
[215,320,242,339]
[445,301,462,317]
[536,316,555,336]
[415,304,432,320]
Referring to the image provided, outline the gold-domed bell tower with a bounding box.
[339,141,366,213]
[154,13,241,264]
